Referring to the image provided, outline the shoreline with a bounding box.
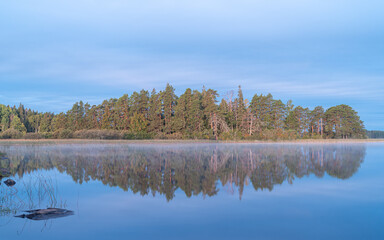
[0,138,383,144]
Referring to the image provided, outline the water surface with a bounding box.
[0,142,383,240]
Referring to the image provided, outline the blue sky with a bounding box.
[0,0,383,130]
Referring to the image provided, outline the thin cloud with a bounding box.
[2,48,382,100]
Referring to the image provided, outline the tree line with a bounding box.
[0,84,366,140]
[366,130,384,139]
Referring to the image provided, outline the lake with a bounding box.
[0,142,383,240]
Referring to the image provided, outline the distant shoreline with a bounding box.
[0,139,383,144]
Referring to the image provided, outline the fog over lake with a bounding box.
[0,142,383,240]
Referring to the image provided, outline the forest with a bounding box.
[366,130,384,139]
[0,84,366,140]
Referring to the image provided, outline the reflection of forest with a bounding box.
[0,144,366,201]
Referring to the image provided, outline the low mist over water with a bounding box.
[0,142,383,239]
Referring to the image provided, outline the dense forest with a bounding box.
[366,130,384,139]
[0,84,366,140]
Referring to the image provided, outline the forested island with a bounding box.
[0,84,366,140]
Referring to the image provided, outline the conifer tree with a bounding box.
[148,89,163,133]
[218,99,230,126]
[162,83,177,134]
[0,105,11,131]
[115,94,130,130]
[309,106,324,136]
[201,87,218,130]
[189,90,203,133]
[250,93,275,130]
[40,113,53,132]
[130,112,148,132]
[324,105,365,139]
[285,106,310,137]
[28,114,41,133]
[172,89,190,133]
[52,113,68,131]
[235,85,246,130]
[271,99,286,129]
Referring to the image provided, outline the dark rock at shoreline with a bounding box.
[15,208,74,221]
[4,179,16,187]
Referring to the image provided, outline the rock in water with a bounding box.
[4,179,16,187]
[15,208,74,221]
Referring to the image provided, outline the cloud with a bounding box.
[1,45,383,100]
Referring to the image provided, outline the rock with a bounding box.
[4,179,16,187]
[15,208,74,221]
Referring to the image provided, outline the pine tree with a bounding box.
[271,99,286,130]
[250,93,275,130]
[189,90,203,133]
[235,85,246,131]
[130,112,148,132]
[115,94,130,130]
[148,89,163,133]
[285,106,310,137]
[309,106,324,136]
[28,114,41,133]
[40,113,53,132]
[218,99,230,126]
[172,89,190,133]
[324,105,366,139]
[52,113,68,131]
[201,88,228,139]
[162,83,177,134]
[0,105,11,132]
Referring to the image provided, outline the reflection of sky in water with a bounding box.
[0,143,383,240]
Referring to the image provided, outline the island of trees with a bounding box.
[0,84,366,140]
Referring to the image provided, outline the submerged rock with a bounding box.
[4,179,16,187]
[15,208,74,221]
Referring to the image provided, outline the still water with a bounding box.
[0,142,383,240]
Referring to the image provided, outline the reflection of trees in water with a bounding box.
[0,144,366,201]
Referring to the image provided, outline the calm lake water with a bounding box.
[0,142,383,240]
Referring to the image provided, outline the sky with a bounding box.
[0,0,383,130]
